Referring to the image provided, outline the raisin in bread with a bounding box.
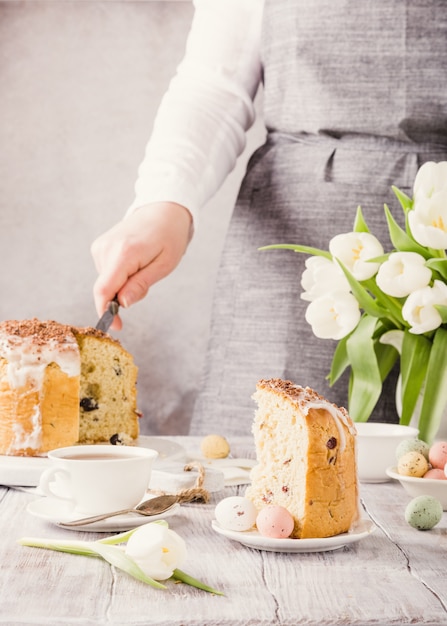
[245,379,358,539]
[0,319,139,456]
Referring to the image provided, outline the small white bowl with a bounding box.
[386,466,447,510]
[355,422,419,483]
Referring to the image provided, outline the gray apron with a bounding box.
[190,0,447,436]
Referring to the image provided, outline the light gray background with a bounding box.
[0,0,265,435]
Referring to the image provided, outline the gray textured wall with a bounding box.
[0,0,265,434]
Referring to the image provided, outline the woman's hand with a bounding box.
[91,201,193,330]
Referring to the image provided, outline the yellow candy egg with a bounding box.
[200,434,231,459]
[397,451,429,477]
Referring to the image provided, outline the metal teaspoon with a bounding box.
[58,494,179,527]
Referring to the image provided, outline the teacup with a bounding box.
[39,445,158,515]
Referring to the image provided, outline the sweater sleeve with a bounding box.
[126,0,264,222]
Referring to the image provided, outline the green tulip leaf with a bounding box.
[346,315,383,422]
[258,243,332,259]
[363,278,405,326]
[173,569,225,596]
[375,341,399,383]
[426,259,447,282]
[328,334,351,385]
[384,204,430,258]
[398,332,431,426]
[418,327,447,443]
[18,537,98,558]
[379,328,404,354]
[353,206,370,233]
[336,262,389,319]
[367,254,391,264]
[391,185,413,213]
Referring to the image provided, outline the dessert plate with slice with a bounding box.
[0,436,186,488]
[211,518,375,553]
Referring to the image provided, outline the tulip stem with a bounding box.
[173,569,225,595]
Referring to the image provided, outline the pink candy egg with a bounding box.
[256,505,294,539]
[428,441,447,470]
[423,468,447,480]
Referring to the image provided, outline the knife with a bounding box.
[95,296,119,333]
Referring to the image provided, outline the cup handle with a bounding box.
[39,467,74,503]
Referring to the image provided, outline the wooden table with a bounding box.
[0,436,446,625]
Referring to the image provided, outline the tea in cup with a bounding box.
[39,445,158,515]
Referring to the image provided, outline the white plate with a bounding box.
[0,436,186,488]
[27,496,181,532]
[211,518,375,553]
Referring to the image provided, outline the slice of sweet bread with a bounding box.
[245,379,358,538]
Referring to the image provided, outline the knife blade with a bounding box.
[95,296,119,333]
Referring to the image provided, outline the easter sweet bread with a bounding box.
[0,319,140,456]
[245,378,358,538]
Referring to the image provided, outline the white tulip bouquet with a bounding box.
[262,161,447,443]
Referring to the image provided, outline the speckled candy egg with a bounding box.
[405,495,443,530]
[214,496,258,531]
[256,505,295,539]
[423,468,447,480]
[396,438,430,461]
[428,441,447,470]
[397,451,429,477]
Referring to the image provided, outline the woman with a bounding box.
[92,0,447,435]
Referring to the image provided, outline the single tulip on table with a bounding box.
[19,521,223,594]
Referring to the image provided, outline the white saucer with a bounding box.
[211,518,375,553]
[0,436,186,488]
[27,496,181,532]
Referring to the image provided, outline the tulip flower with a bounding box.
[375,252,432,297]
[329,232,383,280]
[125,522,187,581]
[301,256,351,302]
[408,195,447,249]
[305,291,361,340]
[402,280,447,334]
[413,161,447,202]
[409,161,447,249]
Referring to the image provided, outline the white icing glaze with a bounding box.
[306,401,352,452]
[291,384,357,454]
[0,329,80,453]
[0,334,80,389]
[9,404,42,453]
